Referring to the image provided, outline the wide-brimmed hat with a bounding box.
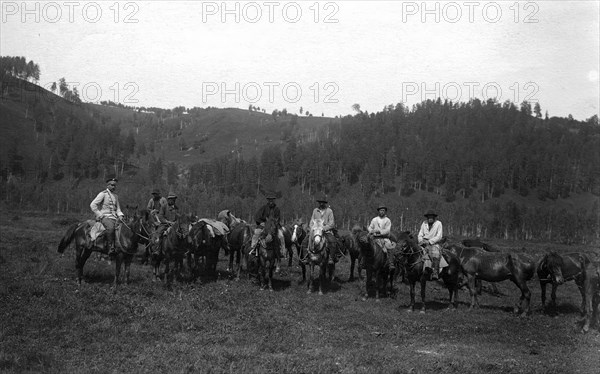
[265,192,277,200]
[167,188,177,199]
[424,210,438,217]
[377,204,387,211]
[105,177,118,183]
[316,194,328,203]
[151,189,161,195]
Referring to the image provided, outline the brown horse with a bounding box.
[188,219,224,278]
[582,261,600,333]
[150,215,191,284]
[301,219,334,295]
[458,249,535,316]
[340,230,362,282]
[398,235,461,312]
[352,225,394,300]
[226,221,252,279]
[256,216,280,291]
[57,212,142,288]
[445,243,500,295]
[537,252,590,313]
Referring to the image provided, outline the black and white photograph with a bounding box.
[1,1,599,372]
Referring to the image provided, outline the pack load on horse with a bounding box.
[537,251,590,314]
[250,192,286,273]
[57,177,142,288]
[398,233,462,313]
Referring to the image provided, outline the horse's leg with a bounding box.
[349,256,356,282]
[363,268,372,300]
[318,263,326,296]
[407,280,416,312]
[374,270,381,301]
[287,245,293,268]
[467,274,479,309]
[419,276,427,314]
[511,276,531,316]
[550,283,558,308]
[307,264,313,294]
[268,260,274,292]
[540,280,548,309]
[125,254,132,284]
[76,246,92,286]
[576,275,586,316]
[476,279,483,295]
[113,253,121,290]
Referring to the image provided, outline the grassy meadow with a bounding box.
[1,211,599,373]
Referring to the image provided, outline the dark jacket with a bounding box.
[254,204,281,225]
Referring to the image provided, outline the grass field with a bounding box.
[1,211,599,373]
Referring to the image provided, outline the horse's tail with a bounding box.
[57,222,82,253]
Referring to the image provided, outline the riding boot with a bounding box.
[431,257,440,280]
[275,259,281,273]
[107,236,116,257]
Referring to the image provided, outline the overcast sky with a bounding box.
[1,1,598,119]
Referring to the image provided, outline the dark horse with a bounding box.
[188,219,225,278]
[340,230,362,282]
[150,215,191,284]
[300,219,335,295]
[444,243,500,295]
[352,225,394,301]
[537,251,590,314]
[398,235,461,313]
[57,212,142,288]
[454,247,535,316]
[226,221,252,279]
[255,216,280,291]
[282,222,307,268]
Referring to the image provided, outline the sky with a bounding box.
[1,0,599,120]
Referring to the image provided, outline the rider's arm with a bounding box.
[367,217,376,234]
[90,191,105,219]
[417,222,426,244]
[322,209,335,231]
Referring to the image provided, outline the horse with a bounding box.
[351,225,393,300]
[444,243,500,295]
[582,261,600,333]
[188,219,225,278]
[456,248,535,316]
[340,230,362,282]
[255,216,280,291]
[57,211,142,288]
[301,219,334,295]
[150,215,191,284]
[136,208,155,265]
[537,252,590,314]
[282,222,307,268]
[226,221,252,279]
[397,235,461,313]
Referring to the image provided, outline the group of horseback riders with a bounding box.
[90,177,447,278]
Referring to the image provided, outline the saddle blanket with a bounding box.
[198,219,230,237]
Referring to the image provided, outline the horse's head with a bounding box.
[398,234,421,258]
[310,218,325,248]
[546,252,565,285]
[174,214,192,240]
[291,223,306,244]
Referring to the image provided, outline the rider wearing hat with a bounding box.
[90,177,125,257]
[147,188,168,227]
[309,194,340,265]
[418,210,444,280]
[252,192,286,273]
[152,189,180,254]
[368,204,397,270]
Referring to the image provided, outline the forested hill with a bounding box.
[1,74,599,244]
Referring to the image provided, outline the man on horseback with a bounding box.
[368,204,397,270]
[147,188,168,226]
[418,210,445,280]
[309,195,341,265]
[152,190,180,253]
[251,193,286,273]
[90,177,125,257]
